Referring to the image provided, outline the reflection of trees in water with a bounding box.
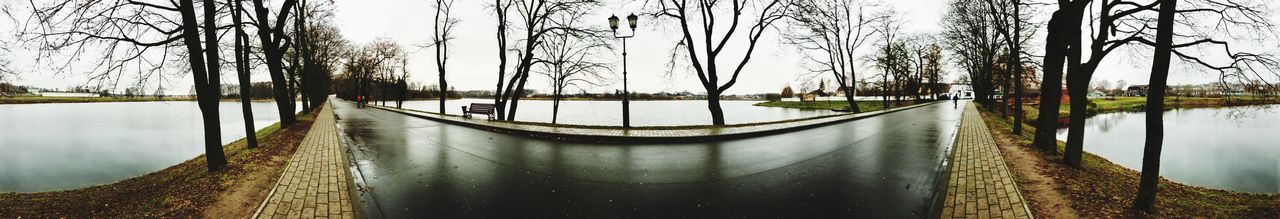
[1214,104,1277,127]
[1093,112,1130,133]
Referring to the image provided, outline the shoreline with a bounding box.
[977,106,1278,217]
[1025,96,1280,125]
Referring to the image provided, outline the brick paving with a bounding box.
[940,103,1033,219]
[369,102,936,138]
[255,103,357,219]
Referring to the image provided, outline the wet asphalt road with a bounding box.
[333,100,966,218]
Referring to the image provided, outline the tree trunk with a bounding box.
[982,56,996,109]
[883,74,890,110]
[1134,0,1176,211]
[252,0,298,127]
[1033,7,1075,153]
[707,92,726,125]
[552,92,560,124]
[291,53,308,112]
[505,71,530,121]
[842,85,860,113]
[1011,0,1024,134]
[179,0,227,171]
[397,80,406,109]
[233,0,257,149]
[439,80,447,113]
[491,0,508,120]
[1064,67,1092,168]
[1002,59,1010,118]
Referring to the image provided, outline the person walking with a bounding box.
[952,92,958,108]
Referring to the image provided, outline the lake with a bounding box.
[390,99,843,126]
[0,101,297,192]
[1056,105,1280,193]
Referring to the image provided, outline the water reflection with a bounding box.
[396,99,841,126]
[1056,105,1280,193]
[336,100,963,217]
[0,101,297,192]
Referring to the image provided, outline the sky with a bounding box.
[1,0,1276,95]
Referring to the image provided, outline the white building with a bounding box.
[947,84,975,99]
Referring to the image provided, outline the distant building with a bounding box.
[801,94,817,102]
[1126,85,1149,97]
[948,84,975,99]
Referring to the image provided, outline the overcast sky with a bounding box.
[2,0,1277,94]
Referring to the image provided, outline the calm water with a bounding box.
[0,101,297,192]
[391,99,842,126]
[1056,105,1280,193]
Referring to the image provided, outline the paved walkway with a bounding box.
[255,103,358,218]
[336,99,963,218]
[940,103,1033,219]
[369,101,936,139]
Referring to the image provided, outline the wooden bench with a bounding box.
[462,103,497,120]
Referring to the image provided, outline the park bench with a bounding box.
[462,103,497,120]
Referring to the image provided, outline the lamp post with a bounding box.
[609,14,638,128]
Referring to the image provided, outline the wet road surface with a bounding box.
[333,100,966,218]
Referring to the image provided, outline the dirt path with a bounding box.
[993,139,1080,218]
[201,154,292,218]
[982,112,1081,218]
[201,117,314,217]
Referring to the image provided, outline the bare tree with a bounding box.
[250,0,300,126]
[943,0,1004,110]
[1029,0,1086,153]
[1127,0,1278,211]
[985,0,1035,134]
[491,0,515,119]
[1059,0,1275,168]
[785,0,882,113]
[232,0,257,148]
[1059,0,1162,167]
[653,0,792,125]
[536,20,612,124]
[299,9,345,105]
[904,33,936,101]
[928,44,946,96]
[431,0,459,114]
[496,0,603,121]
[869,16,910,109]
[1135,0,1177,211]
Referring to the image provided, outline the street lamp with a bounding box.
[609,13,638,128]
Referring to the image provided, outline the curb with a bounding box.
[364,100,941,143]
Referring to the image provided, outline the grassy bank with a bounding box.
[752,100,921,111]
[1024,96,1280,123]
[0,96,283,104]
[0,111,317,217]
[978,107,1278,217]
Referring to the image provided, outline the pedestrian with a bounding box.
[357,95,363,108]
[952,93,958,108]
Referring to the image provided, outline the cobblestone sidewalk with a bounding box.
[254,103,357,218]
[940,103,1034,219]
